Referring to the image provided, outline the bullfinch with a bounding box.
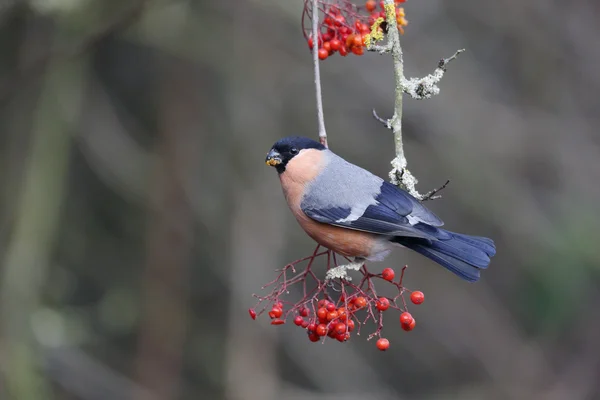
[265,136,496,282]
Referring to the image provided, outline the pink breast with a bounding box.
[278,149,377,258]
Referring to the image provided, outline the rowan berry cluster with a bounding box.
[249,245,425,351]
[302,0,409,60]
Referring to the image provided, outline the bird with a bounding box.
[265,136,496,282]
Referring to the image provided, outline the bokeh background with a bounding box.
[1,0,599,399]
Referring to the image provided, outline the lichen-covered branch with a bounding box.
[402,49,465,100]
[367,1,463,200]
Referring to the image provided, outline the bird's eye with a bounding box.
[290,147,299,155]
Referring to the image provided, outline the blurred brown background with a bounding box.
[1,0,599,399]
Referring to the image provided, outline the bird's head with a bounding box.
[265,136,326,173]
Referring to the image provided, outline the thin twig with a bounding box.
[372,109,390,128]
[311,0,328,147]
[420,179,450,201]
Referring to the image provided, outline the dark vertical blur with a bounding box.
[0,1,599,399]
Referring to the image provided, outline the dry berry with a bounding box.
[376,338,390,351]
[410,291,425,305]
[376,297,390,311]
[382,267,395,281]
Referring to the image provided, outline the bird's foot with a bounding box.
[325,259,365,281]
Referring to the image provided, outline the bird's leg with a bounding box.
[325,257,366,281]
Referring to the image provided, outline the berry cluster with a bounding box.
[302,0,408,60]
[249,245,425,351]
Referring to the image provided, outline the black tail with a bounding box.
[392,227,496,282]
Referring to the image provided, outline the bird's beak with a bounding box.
[265,149,282,167]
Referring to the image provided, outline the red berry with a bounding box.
[317,299,329,309]
[324,16,334,26]
[379,1,385,9]
[301,320,309,328]
[337,307,347,321]
[352,46,364,56]
[269,306,283,319]
[308,332,320,342]
[323,41,332,53]
[271,319,285,325]
[376,297,390,311]
[317,307,328,322]
[365,0,376,12]
[336,332,350,342]
[248,309,256,320]
[300,307,310,317]
[354,296,367,309]
[335,323,347,335]
[330,39,341,51]
[339,45,348,56]
[410,291,425,305]
[318,47,329,61]
[402,318,416,331]
[345,34,355,48]
[347,319,356,332]
[399,312,413,325]
[352,34,364,48]
[274,301,283,308]
[294,316,304,326]
[326,302,336,312]
[307,323,317,333]
[308,35,323,50]
[316,324,328,336]
[376,338,390,351]
[334,14,345,27]
[382,267,395,281]
[360,23,370,34]
[326,311,339,321]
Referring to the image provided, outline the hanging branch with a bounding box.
[311,0,328,148]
